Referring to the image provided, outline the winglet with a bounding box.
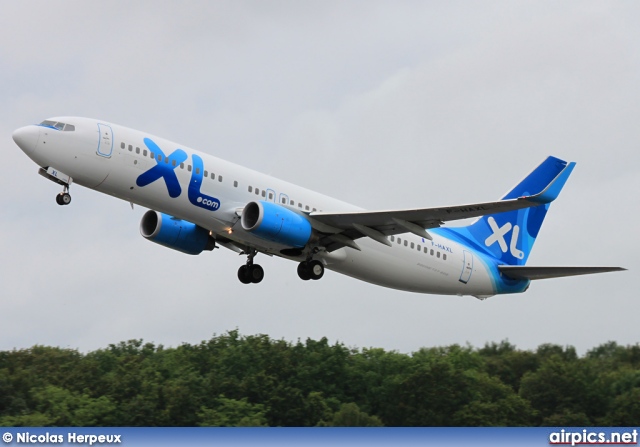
[526,162,576,204]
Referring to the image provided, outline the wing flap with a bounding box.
[498,266,626,280]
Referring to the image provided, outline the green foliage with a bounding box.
[198,396,268,426]
[0,333,637,427]
[0,385,116,426]
[322,402,383,427]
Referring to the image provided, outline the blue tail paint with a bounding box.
[433,156,574,266]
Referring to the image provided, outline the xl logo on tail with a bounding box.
[484,217,524,259]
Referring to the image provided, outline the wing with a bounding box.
[307,160,575,251]
[498,266,627,280]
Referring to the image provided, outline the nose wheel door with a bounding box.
[38,167,73,206]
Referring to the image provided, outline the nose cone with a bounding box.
[12,126,39,155]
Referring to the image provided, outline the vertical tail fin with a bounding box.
[435,156,575,266]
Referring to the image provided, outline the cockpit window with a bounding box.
[38,120,75,131]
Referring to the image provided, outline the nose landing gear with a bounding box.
[56,186,71,206]
[37,167,72,206]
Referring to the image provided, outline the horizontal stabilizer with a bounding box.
[498,266,626,281]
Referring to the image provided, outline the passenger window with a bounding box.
[180,163,184,169]
[410,242,415,249]
[150,152,155,158]
[290,200,294,205]
[143,150,148,156]
[298,203,302,208]
[268,192,273,200]
[188,165,192,172]
[219,176,223,182]
[204,170,208,177]
[281,198,286,204]
[305,205,310,211]
[172,160,176,167]
[430,249,434,256]
[404,240,408,247]
[262,190,266,197]
[248,186,253,193]
[255,188,260,195]
[136,147,140,154]
[158,155,162,162]
[424,247,427,253]
[312,208,317,212]
[443,254,447,261]
[397,238,401,244]
[390,236,395,242]
[437,252,441,258]
[234,181,238,187]
[417,245,421,251]
[195,168,200,175]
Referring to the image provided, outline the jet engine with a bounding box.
[140,210,215,255]
[241,201,312,248]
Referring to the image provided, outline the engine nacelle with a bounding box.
[140,210,215,255]
[241,201,312,248]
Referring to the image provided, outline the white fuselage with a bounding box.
[15,117,503,297]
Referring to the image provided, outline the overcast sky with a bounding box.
[1,1,638,355]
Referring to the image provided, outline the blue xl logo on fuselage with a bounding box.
[188,154,220,211]
[135,138,220,211]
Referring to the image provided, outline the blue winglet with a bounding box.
[527,162,576,204]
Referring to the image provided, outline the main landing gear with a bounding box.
[236,247,326,284]
[237,249,264,284]
[297,260,324,281]
[55,186,71,206]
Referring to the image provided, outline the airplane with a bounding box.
[12,117,624,299]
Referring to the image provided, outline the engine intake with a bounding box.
[241,201,312,248]
[140,210,215,255]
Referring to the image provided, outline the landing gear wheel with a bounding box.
[238,249,264,284]
[237,265,252,284]
[308,260,325,280]
[56,192,71,206]
[297,262,311,281]
[249,264,264,283]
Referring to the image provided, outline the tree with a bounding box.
[0,385,117,426]
[385,359,469,426]
[322,403,383,427]
[198,396,268,427]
